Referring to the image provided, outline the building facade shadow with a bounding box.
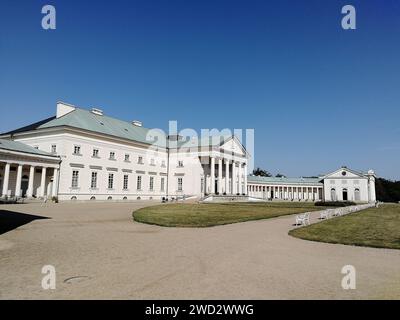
[0,210,50,235]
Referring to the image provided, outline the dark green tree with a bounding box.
[252,167,272,177]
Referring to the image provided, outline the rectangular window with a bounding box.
[177,177,183,191]
[137,176,142,190]
[91,172,97,189]
[161,177,165,191]
[73,145,81,155]
[178,160,184,167]
[51,144,57,153]
[109,152,115,160]
[124,154,130,162]
[92,149,99,158]
[71,170,79,188]
[138,156,143,164]
[108,173,114,189]
[123,175,129,190]
[149,176,154,191]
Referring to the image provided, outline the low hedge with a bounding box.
[315,201,357,207]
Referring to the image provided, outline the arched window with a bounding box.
[123,196,128,200]
[354,188,360,201]
[90,196,96,201]
[331,188,336,201]
[71,196,77,201]
[107,196,112,200]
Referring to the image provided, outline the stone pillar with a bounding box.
[225,159,230,194]
[1,162,11,197]
[210,157,215,194]
[27,166,35,198]
[52,168,59,198]
[238,163,242,194]
[15,164,23,197]
[232,162,236,194]
[243,163,247,195]
[40,167,47,198]
[218,158,222,194]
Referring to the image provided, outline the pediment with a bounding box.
[219,136,246,156]
[324,167,364,179]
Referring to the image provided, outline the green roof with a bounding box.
[38,108,165,146]
[248,175,323,186]
[4,107,234,149]
[0,138,59,158]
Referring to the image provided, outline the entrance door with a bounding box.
[215,179,218,194]
[21,175,29,197]
[342,189,348,201]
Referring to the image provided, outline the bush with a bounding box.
[315,201,356,207]
[51,196,58,203]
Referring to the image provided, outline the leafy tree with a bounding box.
[275,173,286,178]
[252,167,272,177]
[375,178,400,202]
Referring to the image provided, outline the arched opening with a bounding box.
[107,196,112,201]
[71,196,77,201]
[90,196,96,201]
[354,188,360,201]
[331,188,336,201]
[137,196,141,200]
[342,188,348,201]
[123,196,128,200]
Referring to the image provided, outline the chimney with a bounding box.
[132,120,143,127]
[56,101,76,118]
[91,108,104,116]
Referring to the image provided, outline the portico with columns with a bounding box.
[0,139,60,199]
[204,155,248,195]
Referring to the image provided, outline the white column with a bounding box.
[15,164,23,197]
[243,163,247,195]
[238,163,242,194]
[52,168,59,197]
[218,158,222,194]
[1,162,11,197]
[225,159,230,194]
[210,157,215,194]
[232,162,237,194]
[27,166,35,198]
[40,167,47,198]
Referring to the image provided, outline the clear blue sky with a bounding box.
[1,0,399,179]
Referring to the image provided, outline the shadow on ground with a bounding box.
[0,210,50,235]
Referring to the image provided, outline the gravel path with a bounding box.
[0,202,399,299]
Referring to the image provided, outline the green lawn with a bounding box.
[133,202,325,227]
[289,204,400,250]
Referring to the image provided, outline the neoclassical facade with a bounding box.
[0,102,248,201]
[247,167,376,203]
[0,139,60,199]
[0,101,376,203]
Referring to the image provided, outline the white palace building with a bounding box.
[0,102,376,203]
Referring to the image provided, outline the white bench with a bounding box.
[295,212,310,226]
[320,210,330,220]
